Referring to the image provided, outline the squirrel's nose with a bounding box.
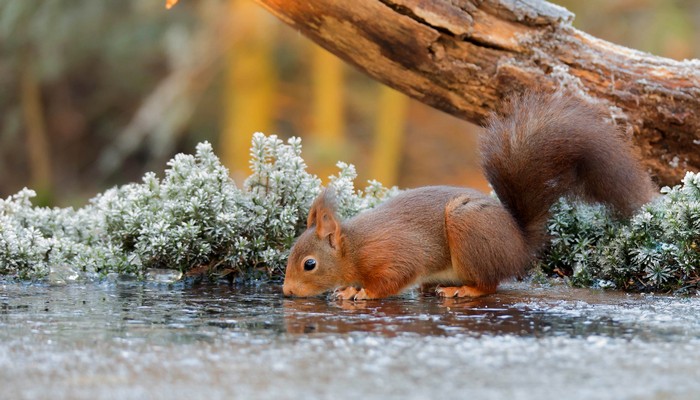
[283,284,294,297]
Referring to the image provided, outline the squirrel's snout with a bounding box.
[283,282,320,297]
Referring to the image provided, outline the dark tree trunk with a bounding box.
[254,0,700,186]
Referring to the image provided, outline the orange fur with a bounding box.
[282,91,657,299]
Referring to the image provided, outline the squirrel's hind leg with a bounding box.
[443,195,528,298]
[436,285,496,298]
[424,282,495,298]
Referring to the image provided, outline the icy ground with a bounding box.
[1,280,699,400]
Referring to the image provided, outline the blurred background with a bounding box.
[0,0,698,207]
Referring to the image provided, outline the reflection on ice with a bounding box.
[1,280,699,399]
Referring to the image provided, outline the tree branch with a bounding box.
[253,0,700,186]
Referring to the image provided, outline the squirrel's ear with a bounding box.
[307,188,343,250]
[307,188,336,228]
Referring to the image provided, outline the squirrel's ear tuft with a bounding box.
[306,188,337,228]
[307,188,342,249]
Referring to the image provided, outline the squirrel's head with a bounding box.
[283,188,345,297]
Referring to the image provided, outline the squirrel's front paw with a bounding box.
[332,287,359,300]
[332,287,370,301]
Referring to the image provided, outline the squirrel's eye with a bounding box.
[303,258,317,271]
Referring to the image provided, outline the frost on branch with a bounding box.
[0,133,394,282]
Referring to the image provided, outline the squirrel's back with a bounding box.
[480,92,656,252]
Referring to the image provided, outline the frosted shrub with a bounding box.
[0,133,394,282]
[541,172,700,292]
[4,132,697,293]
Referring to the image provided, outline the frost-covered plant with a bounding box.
[0,133,394,282]
[541,200,619,287]
[540,172,700,293]
[4,132,698,293]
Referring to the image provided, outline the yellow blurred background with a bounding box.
[1,0,698,206]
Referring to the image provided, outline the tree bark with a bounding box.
[253,0,700,186]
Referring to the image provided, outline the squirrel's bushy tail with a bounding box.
[480,92,656,252]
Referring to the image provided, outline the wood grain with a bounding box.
[254,0,700,186]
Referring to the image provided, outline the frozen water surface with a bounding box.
[1,280,699,400]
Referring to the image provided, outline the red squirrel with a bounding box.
[282,92,657,300]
